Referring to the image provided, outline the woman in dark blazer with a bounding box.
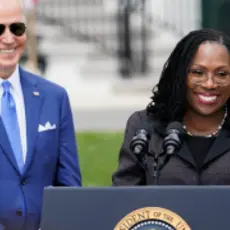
[112,28,230,185]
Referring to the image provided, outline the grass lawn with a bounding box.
[76,132,124,187]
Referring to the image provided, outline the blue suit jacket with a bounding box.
[0,68,82,230]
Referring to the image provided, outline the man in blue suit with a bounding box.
[0,0,82,229]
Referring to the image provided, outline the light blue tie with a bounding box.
[1,81,24,173]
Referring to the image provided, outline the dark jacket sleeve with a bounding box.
[112,111,147,185]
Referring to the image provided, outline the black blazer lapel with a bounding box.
[176,142,196,168]
[204,128,230,166]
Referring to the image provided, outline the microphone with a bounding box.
[130,129,149,160]
[163,122,184,156]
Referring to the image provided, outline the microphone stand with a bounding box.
[130,130,152,181]
[139,152,160,185]
[134,148,149,173]
[146,123,184,185]
[134,149,172,185]
[152,127,184,183]
[151,155,159,185]
[130,129,181,185]
[148,149,175,185]
[133,145,155,183]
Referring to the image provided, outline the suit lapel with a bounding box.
[176,142,196,168]
[0,117,21,174]
[19,69,44,174]
[204,128,230,166]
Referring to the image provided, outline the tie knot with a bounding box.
[2,81,11,92]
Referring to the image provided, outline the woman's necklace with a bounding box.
[183,108,228,138]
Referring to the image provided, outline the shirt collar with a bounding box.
[0,65,21,95]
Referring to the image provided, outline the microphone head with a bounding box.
[166,121,185,135]
[163,122,184,155]
[130,129,149,156]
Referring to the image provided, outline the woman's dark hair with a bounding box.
[146,28,230,123]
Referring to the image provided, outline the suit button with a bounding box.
[16,209,23,216]
[20,180,25,185]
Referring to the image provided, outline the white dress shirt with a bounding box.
[0,65,27,163]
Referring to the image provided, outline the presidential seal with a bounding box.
[114,207,191,230]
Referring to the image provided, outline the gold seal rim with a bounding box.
[114,207,191,230]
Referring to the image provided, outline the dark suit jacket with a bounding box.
[112,110,230,185]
